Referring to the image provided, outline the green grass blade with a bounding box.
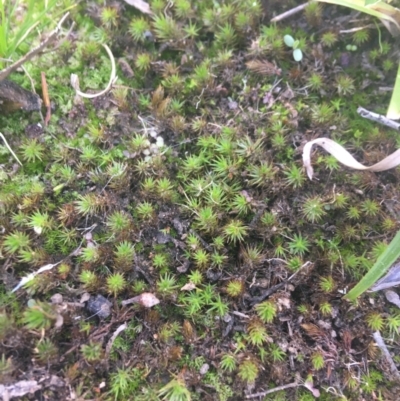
[344,230,400,301]
[387,62,400,119]
[0,0,8,58]
[316,0,400,33]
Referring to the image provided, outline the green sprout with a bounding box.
[81,341,103,363]
[157,376,191,401]
[220,353,237,373]
[237,359,259,384]
[283,34,303,61]
[311,351,325,370]
[106,273,127,297]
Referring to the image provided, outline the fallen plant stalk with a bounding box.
[303,137,400,180]
[70,44,117,99]
[372,331,400,380]
[0,132,22,166]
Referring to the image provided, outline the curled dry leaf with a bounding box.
[70,44,117,99]
[303,137,400,180]
[121,292,160,308]
[303,378,320,398]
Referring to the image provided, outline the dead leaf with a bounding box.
[303,137,400,180]
[106,323,128,355]
[301,323,325,340]
[384,290,400,308]
[121,292,160,308]
[303,377,320,398]
[181,282,196,291]
[370,262,400,291]
[70,44,117,99]
[122,0,152,14]
[246,59,281,76]
[0,380,41,399]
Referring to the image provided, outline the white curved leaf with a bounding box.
[303,137,400,179]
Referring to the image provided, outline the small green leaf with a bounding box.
[387,62,400,119]
[364,0,379,5]
[284,34,294,47]
[344,229,400,301]
[293,48,303,62]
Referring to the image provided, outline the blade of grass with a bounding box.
[343,230,400,301]
[316,0,400,34]
[387,62,400,119]
[0,0,8,58]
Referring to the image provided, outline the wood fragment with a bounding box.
[373,331,400,380]
[105,323,128,355]
[41,72,51,125]
[357,106,400,130]
[0,79,41,112]
[246,382,299,399]
[270,2,309,23]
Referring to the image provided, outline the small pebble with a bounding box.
[86,294,112,319]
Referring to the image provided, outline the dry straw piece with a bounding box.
[303,137,400,180]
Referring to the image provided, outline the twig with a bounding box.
[0,12,70,82]
[357,106,400,130]
[105,323,127,356]
[21,65,44,122]
[246,382,299,399]
[270,3,309,23]
[373,331,400,380]
[41,72,51,125]
[250,261,312,305]
[339,25,374,33]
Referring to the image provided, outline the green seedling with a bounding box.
[283,34,303,61]
[346,44,357,51]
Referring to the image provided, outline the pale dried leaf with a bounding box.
[121,292,160,308]
[181,282,196,291]
[370,262,400,291]
[11,262,60,293]
[385,290,400,308]
[303,379,320,398]
[0,380,41,399]
[123,0,152,14]
[303,137,400,179]
[71,44,117,99]
[106,323,127,355]
[277,296,291,309]
[55,313,64,329]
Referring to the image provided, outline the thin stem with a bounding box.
[0,132,22,165]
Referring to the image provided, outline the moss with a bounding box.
[1,0,400,399]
